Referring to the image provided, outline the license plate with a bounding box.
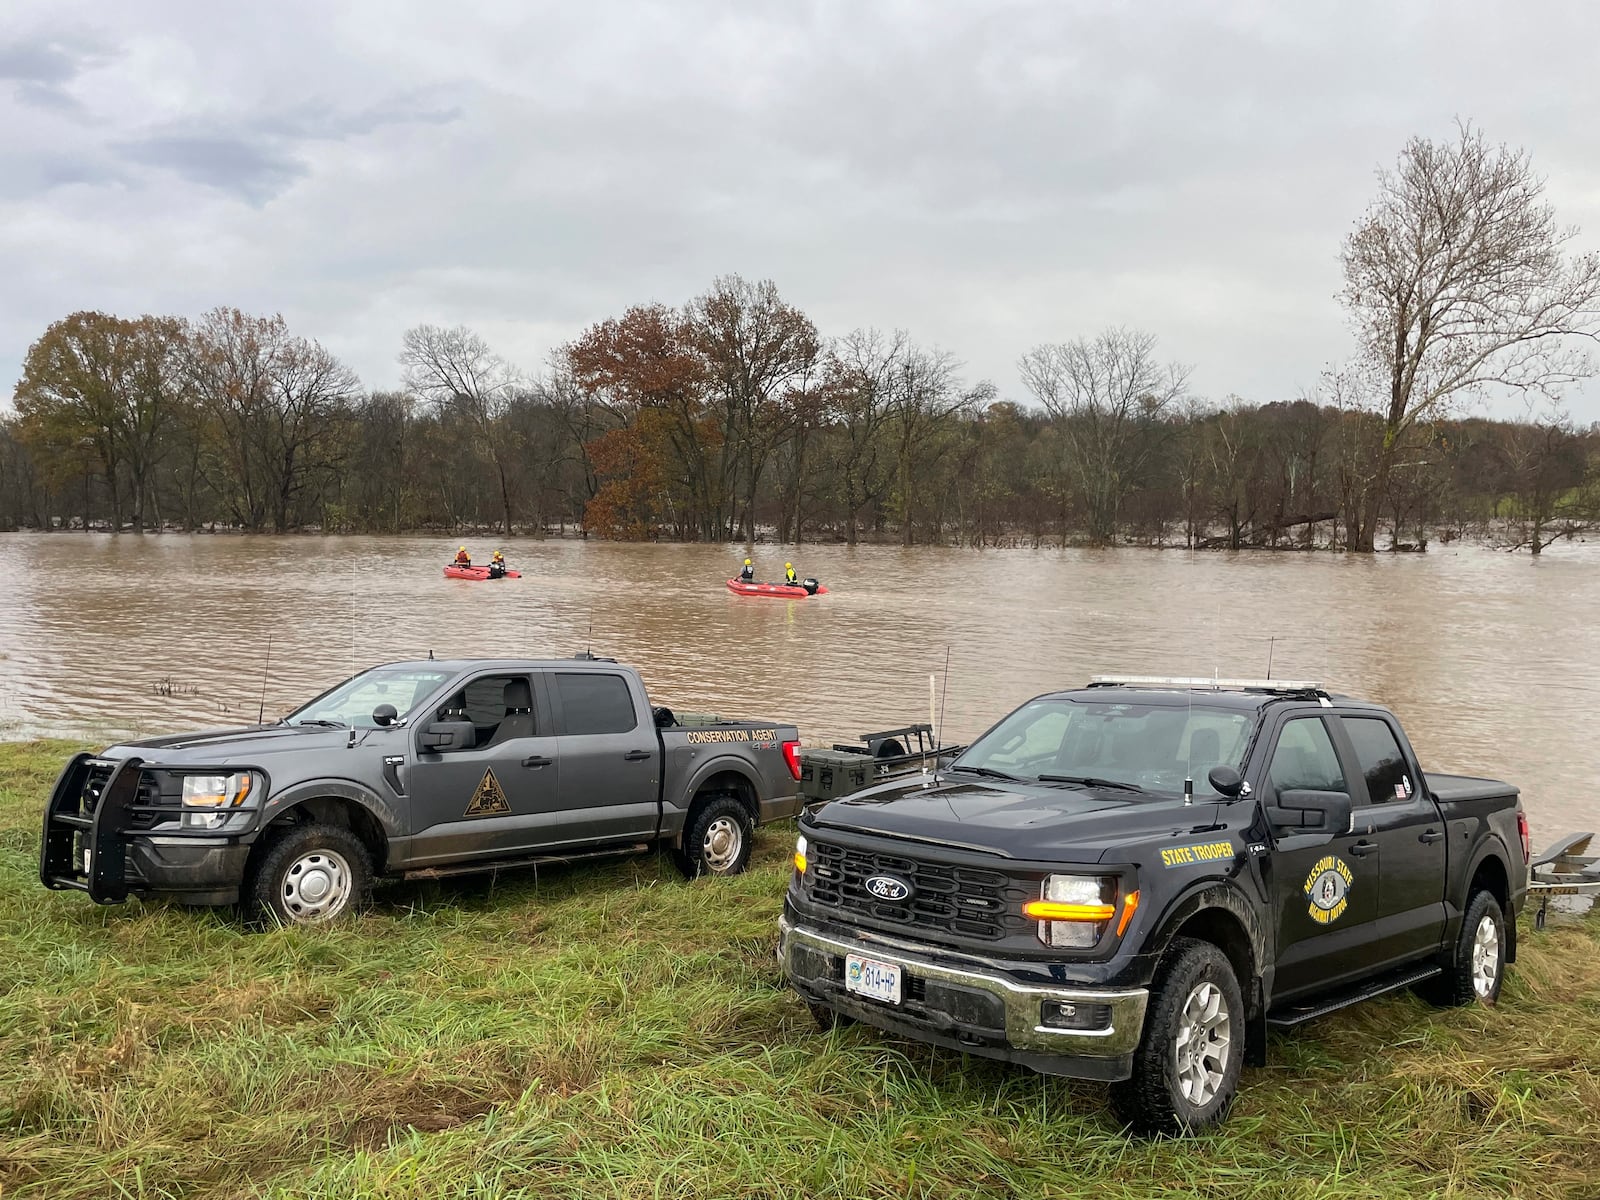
[845,954,902,1004]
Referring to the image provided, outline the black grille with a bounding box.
[808,841,1023,941]
[82,764,163,829]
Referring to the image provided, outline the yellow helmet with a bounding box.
[744,558,751,565]
[785,562,793,568]
[459,545,466,551]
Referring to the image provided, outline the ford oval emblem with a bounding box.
[865,875,913,902]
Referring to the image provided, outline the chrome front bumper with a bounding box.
[779,918,1149,1059]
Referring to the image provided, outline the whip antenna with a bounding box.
[256,634,273,724]
[932,645,952,783]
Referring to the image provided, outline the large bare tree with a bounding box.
[400,325,522,536]
[1340,122,1600,550]
[1018,327,1189,545]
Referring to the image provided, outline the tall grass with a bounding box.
[3,740,1597,1199]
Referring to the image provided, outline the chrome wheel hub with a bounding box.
[281,849,352,922]
[1471,914,1500,998]
[702,816,743,871]
[1173,981,1231,1107]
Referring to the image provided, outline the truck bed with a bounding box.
[1424,772,1520,805]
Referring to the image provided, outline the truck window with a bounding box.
[1268,718,1346,797]
[1341,717,1411,804]
[435,674,535,744]
[555,672,637,735]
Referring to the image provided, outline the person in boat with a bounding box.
[489,550,507,578]
[739,557,755,583]
[784,562,799,586]
[453,546,472,566]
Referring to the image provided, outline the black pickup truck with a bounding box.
[42,655,802,925]
[781,676,1531,1134]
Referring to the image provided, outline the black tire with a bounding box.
[672,794,754,879]
[1110,937,1246,1137]
[246,823,373,927]
[1422,889,1505,1008]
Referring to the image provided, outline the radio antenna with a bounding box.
[1183,683,1194,806]
[1266,636,1276,681]
[932,645,952,783]
[256,634,273,724]
[587,611,594,657]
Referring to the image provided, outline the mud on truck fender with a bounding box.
[252,779,399,873]
[1140,879,1273,1069]
[671,759,763,881]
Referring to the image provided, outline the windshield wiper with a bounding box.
[1037,774,1146,793]
[292,718,347,729]
[949,765,1026,783]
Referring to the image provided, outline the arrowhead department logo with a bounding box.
[464,767,511,817]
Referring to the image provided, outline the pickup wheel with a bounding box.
[673,795,754,879]
[1423,889,1505,1007]
[1110,937,1245,1137]
[246,823,372,927]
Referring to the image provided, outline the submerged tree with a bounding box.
[1018,327,1189,545]
[1339,121,1600,550]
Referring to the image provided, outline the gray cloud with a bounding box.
[3,0,1600,418]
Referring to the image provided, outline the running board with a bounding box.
[400,843,650,881]
[1266,963,1442,1030]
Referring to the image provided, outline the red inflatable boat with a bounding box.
[444,565,522,580]
[725,578,827,599]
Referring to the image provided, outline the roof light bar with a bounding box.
[1088,675,1325,692]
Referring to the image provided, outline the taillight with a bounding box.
[782,739,801,781]
[1517,810,1531,865]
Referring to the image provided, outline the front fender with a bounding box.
[258,778,404,840]
[1142,876,1271,992]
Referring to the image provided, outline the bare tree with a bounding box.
[400,325,522,535]
[688,275,820,540]
[1495,403,1597,555]
[1018,327,1189,545]
[1339,121,1600,550]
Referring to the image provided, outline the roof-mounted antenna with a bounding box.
[428,649,434,661]
[932,645,952,784]
[587,610,593,658]
[1266,636,1275,681]
[256,634,273,725]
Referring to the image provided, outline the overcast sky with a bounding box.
[4,0,1600,421]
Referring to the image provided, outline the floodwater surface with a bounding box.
[1,533,1596,838]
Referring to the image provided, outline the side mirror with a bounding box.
[1266,788,1353,837]
[419,720,475,752]
[372,703,399,728]
[1207,765,1245,798]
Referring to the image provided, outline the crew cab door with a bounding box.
[1261,713,1383,1001]
[405,671,564,865]
[1330,712,1447,967]
[548,669,661,845]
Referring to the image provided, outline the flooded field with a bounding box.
[1,532,1596,837]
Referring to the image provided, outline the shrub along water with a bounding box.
[2,739,1598,1199]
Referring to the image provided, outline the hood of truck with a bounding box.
[97,723,358,766]
[806,774,1227,862]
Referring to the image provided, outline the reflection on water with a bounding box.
[1,533,1596,837]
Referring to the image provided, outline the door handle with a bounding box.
[1419,829,1444,843]
[1348,839,1378,858]
[522,755,553,768]
[623,750,652,762]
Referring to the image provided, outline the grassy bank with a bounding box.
[2,741,1598,1199]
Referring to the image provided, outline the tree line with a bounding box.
[4,124,1599,554]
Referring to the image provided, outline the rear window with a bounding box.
[555,673,637,735]
[1342,716,1412,804]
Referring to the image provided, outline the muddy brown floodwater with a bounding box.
[1,532,1596,839]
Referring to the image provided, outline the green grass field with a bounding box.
[3,740,1598,1199]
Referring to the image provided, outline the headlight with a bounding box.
[793,834,808,874]
[1024,874,1124,949]
[182,773,257,808]
[181,772,259,830]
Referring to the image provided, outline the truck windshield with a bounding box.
[283,667,452,729]
[952,698,1254,797]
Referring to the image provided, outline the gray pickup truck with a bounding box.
[41,654,803,925]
